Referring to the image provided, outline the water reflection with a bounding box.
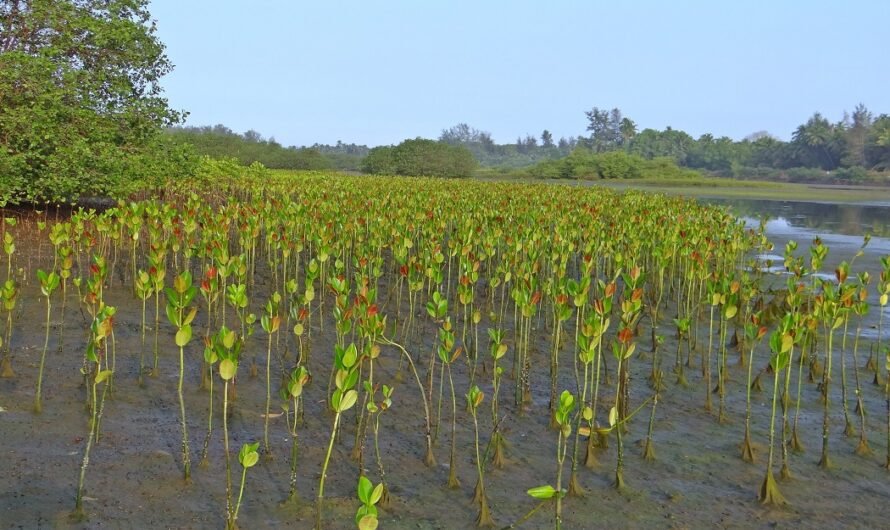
[699,197,890,340]
[701,198,890,238]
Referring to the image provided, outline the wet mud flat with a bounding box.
[2,274,890,530]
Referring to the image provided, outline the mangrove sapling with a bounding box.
[835,263,857,438]
[317,343,360,530]
[0,277,17,378]
[71,305,115,523]
[437,335,463,489]
[368,384,393,507]
[467,385,494,528]
[0,229,16,378]
[217,327,242,520]
[585,281,615,468]
[488,328,509,469]
[555,390,572,530]
[782,240,809,454]
[166,270,199,482]
[528,390,575,530]
[33,269,60,414]
[199,335,219,468]
[549,282,573,427]
[355,475,384,530]
[261,293,282,459]
[612,267,644,490]
[673,318,691,388]
[878,255,890,468]
[228,442,259,530]
[850,281,871,456]
[741,316,767,463]
[149,244,167,377]
[717,277,740,424]
[566,319,598,496]
[424,291,448,443]
[779,285,805,480]
[284,365,311,504]
[759,327,791,506]
[55,244,73,353]
[815,276,842,469]
[199,265,220,390]
[704,277,719,412]
[134,271,151,386]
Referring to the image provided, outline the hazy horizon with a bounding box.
[149,0,890,148]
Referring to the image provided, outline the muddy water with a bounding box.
[2,204,890,529]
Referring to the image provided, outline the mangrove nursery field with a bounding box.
[2,173,890,529]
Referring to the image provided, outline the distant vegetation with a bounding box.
[361,139,477,178]
[172,105,890,185]
[442,105,890,183]
[165,126,367,171]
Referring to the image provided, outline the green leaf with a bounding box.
[608,406,618,427]
[357,476,373,504]
[724,305,738,320]
[370,483,384,505]
[337,389,358,412]
[219,359,236,381]
[238,442,259,468]
[527,484,557,499]
[95,370,113,384]
[357,514,378,530]
[175,325,192,347]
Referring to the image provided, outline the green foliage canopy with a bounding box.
[0,0,186,204]
[362,138,477,178]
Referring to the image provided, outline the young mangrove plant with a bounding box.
[217,327,242,522]
[71,305,115,522]
[284,365,311,504]
[317,342,360,530]
[522,391,576,530]
[166,270,198,482]
[367,383,393,508]
[741,315,767,463]
[488,328,509,469]
[0,230,16,378]
[759,325,791,506]
[467,385,493,528]
[199,333,219,467]
[134,270,152,386]
[553,391,577,528]
[850,274,871,456]
[355,475,384,530]
[612,266,644,490]
[815,275,841,469]
[228,442,259,530]
[437,327,463,489]
[261,292,282,459]
[33,269,60,414]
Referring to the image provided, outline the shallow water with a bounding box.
[702,197,890,340]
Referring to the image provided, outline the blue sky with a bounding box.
[149,0,890,147]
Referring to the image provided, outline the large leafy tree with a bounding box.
[0,0,186,203]
[362,138,477,178]
[790,113,846,170]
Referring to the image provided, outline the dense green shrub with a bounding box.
[362,139,477,178]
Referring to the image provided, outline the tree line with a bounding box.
[165,126,368,172]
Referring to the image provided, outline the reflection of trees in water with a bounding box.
[703,199,890,237]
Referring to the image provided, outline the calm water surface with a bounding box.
[701,197,890,339]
